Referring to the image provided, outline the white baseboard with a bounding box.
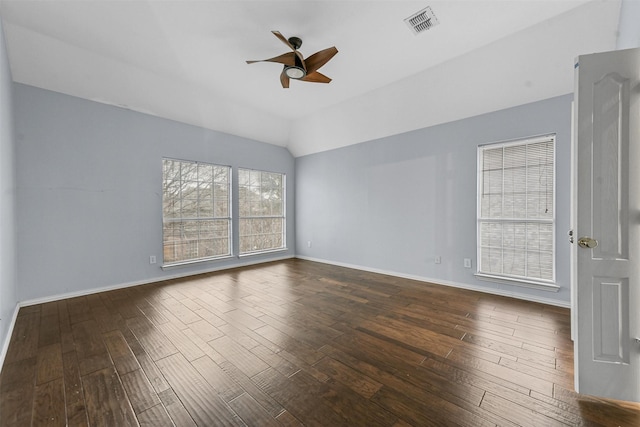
[19,254,295,308]
[0,303,21,371]
[295,255,571,308]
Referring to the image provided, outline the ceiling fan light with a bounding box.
[284,66,306,79]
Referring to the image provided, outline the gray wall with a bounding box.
[0,21,17,357]
[296,94,573,305]
[14,83,295,302]
[617,0,640,49]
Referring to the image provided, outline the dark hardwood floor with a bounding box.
[1,259,639,426]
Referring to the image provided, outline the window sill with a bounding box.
[239,248,288,258]
[475,273,560,292]
[161,255,234,270]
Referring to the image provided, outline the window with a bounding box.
[238,168,285,255]
[162,159,231,264]
[477,135,555,286]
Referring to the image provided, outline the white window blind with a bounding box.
[477,135,555,285]
[162,159,231,264]
[238,168,285,255]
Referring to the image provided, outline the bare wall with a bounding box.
[295,94,573,305]
[14,83,295,302]
[0,21,17,358]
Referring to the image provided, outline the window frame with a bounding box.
[238,168,287,256]
[476,134,558,291]
[161,158,232,267]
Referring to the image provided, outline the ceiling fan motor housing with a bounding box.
[288,36,302,50]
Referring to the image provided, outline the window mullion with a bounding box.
[501,147,505,276]
[524,143,529,278]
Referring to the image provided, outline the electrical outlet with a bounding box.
[464,258,472,268]
[150,255,156,264]
[307,241,312,248]
[435,256,441,264]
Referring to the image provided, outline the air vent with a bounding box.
[404,6,439,35]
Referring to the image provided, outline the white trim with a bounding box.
[0,303,21,370]
[474,273,559,292]
[19,254,294,308]
[161,254,234,270]
[239,247,288,258]
[478,133,556,148]
[295,255,570,308]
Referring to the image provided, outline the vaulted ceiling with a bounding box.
[0,1,623,156]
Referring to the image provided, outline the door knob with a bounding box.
[578,237,598,249]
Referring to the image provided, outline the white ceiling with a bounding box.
[0,0,622,156]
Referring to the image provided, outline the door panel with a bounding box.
[573,47,639,402]
[591,73,628,260]
[592,277,629,364]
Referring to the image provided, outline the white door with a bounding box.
[573,47,640,402]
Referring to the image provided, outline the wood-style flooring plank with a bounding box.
[0,356,37,426]
[319,378,399,427]
[372,385,496,427]
[36,343,64,385]
[252,368,349,426]
[274,409,304,426]
[61,351,89,427]
[38,309,61,348]
[33,377,66,426]
[190,355,245,402]
[218,359,285,418]
[480,392,567,427]
[136,403,175,427]
[155,353,244,426]
[126,315,178,362]
[322,343,477,406]
[66,297,93,325]
[250,343,299,377]
[0,383,35,426]
[155,321,206,362]
[446,346,554,396]
[71,319,112,376]
[313,356,382,398]
[158,389,197,427]
[81,367,139,426]
[187,318,224,342]
[103,329,141,375]
[209,335,270,377]
[4,310,40,364]
[120,368,161,414]
[227,392,280,427]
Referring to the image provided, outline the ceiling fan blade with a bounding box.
[304,47,338,73]
[280,71,290,88]
[272,30,294,50]
[301,71,331,84]
[246,52,295,66]
[294,51,306,72]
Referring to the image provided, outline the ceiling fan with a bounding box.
[246,31,338,88]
